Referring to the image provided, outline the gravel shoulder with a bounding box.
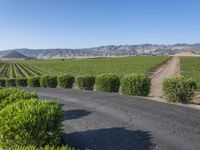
[22,87,200,150]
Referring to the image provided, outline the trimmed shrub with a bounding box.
[16,78,28,87]
[0,89,20,100]
[57,75,74,88]
[76,75,95,90]
[28,76,40,87]
[120,74,150,96]
[163,77,197,103]
[9,145,75,150]
[0,89,38,110]
[96,74,120,92]
[46,76,57,88]
[0,79,5,86]
[5,78,16,86]
[40,75,48,87]
[40,76,57,88]
[0,99,64,148]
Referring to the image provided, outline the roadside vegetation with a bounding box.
[121,73,150,96]
[0,74,151,96]
[0,89,74,149]
[180,57,200,90]
[163,77,197,103]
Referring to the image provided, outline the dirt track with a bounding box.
[149,57,180,97]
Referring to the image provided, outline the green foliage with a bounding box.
[16,78,28,87]
[28,76,40,87]
[96,74,120,92]
[40,75,57,88]
[0,56,169,80]
[5,78,16,86]
[6,56,168,77]
[120,74,150,96]
[0,79,5,86]
[163,77,197,103]
[76,75,95,90]
[0,89,38,110]
[181,57,200,90]
[57,75,75,88]
[9,145,75,150]
[0,99,64,148]
[40,75,48,87]
[46,76,58,88]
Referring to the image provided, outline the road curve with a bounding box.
[22,87,200,150]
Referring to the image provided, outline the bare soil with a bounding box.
[149,57,181,97]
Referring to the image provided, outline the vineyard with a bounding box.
[0,62,46,78]
[0,56,169,78]
[181,57,200,90]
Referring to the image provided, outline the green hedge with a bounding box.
[46,76,58,88]
[0,89,38,110]
[0,99,64,148]
[40,76,57,88]
[40,75,48,87]
[120,74,150,96]
[96,74,120,92]
[163,77,197,103]
[16,78,28,87]
[28,76,40,87]
[57,75,75,88]
[5,78,16,87]
[9,145,75,150]
[76,75,95,90]
[0,79,5,86]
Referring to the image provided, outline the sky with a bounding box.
[0,0,199,50]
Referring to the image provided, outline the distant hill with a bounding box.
[2,51,34,60]
[0,44,200,59]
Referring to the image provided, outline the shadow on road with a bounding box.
[64,109,91,121]
[62,127,155,150]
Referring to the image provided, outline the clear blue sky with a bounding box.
[0,0,199,50]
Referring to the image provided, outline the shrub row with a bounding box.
[0,74,151,96]
[0,89,69,149]
[0,75,197,103]
[0,78,28,87]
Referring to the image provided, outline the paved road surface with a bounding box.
[23,87,200,150]
[149,57,180,97]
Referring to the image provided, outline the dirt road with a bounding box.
[149,57,180,98]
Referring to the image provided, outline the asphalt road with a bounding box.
[22,87,200,150]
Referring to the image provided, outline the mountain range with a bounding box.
[2,51,33,60]
[0,44,200,59]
